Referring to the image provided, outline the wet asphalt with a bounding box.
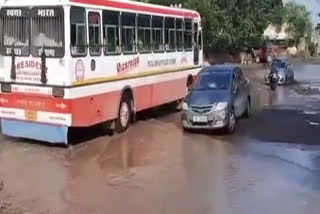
[0,63,320,214]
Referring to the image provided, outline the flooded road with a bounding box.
[0,64,320,214]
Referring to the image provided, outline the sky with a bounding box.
[284,0,320,26]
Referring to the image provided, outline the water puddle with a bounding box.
[245,141,320,172]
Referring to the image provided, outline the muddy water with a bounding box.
[0,120,235,214]
[0,64,320,214]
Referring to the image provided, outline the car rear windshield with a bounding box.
[194,71,230,90]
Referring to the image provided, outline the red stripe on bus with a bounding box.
[0,94,71,114]
[71,0,199,18]
[71,76,186,126]
[0,75,194,126]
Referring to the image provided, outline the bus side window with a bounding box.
[184,18,192,51]
[137,14,151,53]
[198,30,202,50]
[70,7,87,56]
[165,17,175,51]
[176,18,183,51]
[194,22,198,47]
[121,12,136,53]
[0,17,2,48]
[88,12,101,56]
[103,10,120,55]
[152,16,164,52]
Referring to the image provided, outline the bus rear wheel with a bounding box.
[116,94,132,133]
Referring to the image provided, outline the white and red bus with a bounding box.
[0,0,203,144]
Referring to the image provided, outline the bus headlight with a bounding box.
[52,87,65,98]
[1,83,11,93]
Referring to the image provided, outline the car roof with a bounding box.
[201,64,239,73]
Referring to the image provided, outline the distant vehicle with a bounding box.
[265,59,294,85]
[269,71,279,91]
[181,64,251,133]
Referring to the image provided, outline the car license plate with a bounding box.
[25,110,38,121]
[193,116,208,123]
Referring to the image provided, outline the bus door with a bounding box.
[87,10,102,73]
[193,22,199,65]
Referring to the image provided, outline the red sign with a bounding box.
[0,94,70,114]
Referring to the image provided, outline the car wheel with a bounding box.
[243,99,251,118]
[225,110,236,134]
[116,94,132,133]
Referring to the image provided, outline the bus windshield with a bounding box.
[0,8,30,56]
[30,7,64,57]
[0,7,64,57]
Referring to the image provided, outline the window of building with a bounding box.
[152,16,163,52]
[176,18,183,51]
[137,14,151,53]
[88,12,101,56]
[165,17,175,51]
[121,12,136,53]
[184,18,192,50]
[103,10,120,54]
[70,7,87,56]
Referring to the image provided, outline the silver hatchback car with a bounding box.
[182,65,251,133]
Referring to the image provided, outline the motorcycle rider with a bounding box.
[269,63,278,76]
[268,60,279,90]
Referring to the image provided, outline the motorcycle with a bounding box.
[269,72,279,91]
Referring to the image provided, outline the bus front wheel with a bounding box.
[116,94,132,133]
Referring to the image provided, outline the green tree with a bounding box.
[283,2,312,46]
[135,0,283,50]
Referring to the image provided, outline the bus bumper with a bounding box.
[1,119,68,144]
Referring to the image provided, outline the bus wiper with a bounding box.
[41,46,47,84]
[10,44,16,80]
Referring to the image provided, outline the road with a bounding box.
[0,63,320,214]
